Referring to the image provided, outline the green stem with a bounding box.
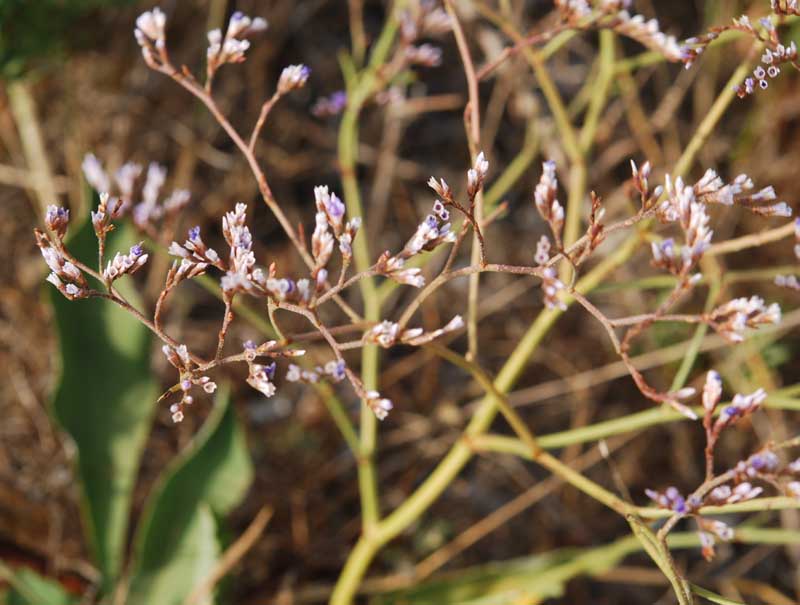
[335,0,405,558]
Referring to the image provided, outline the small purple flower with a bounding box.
[188,226,201,241]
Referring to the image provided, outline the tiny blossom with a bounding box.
[285,363,333,384]
[427,176,452,200]
[534,161,564,241]
[36,230,88,300]
[467,152,489,198]
[314,186,346,235]
[630,159,652,198]
[708,485,732,503]
[737,449,780,478]
[702,370,722,413]
[323,360,347,382]
[162,189,191,214]
[405,44,443,67]
[115,162,142,200]
[277,64,310,94]
[534,235,551,265]
[134,8,168,68]
[775,274,800,290]
[312,91,347,117]
[401,208,455,257]
[247,361,277,398]
[45,205,70,239]
[612,11,683,62]
[714,388,767,433]
[422,7,451,35]
[650,237,676,270]
[787,482,800,498]
[295,365,317,383]
[135,7,166,44]
[379,256,425,288]
[645,486,689,513]
[710,296,781,343]
[103,243,149,282]
[162,343,191,370]
[222,203,255,274]
[312,212,335,270]
[207,11,267,71]
[82,153,111,193]
[540,267,567,311]
[554,0,592,19]
[133,162,167,227]
[91,192,122,240]
[402,315,464,346]
[368,321,401,348]
[170,225,222,267]
[698,518,734,560]
[365,390,393,421]
[728,482,763,503]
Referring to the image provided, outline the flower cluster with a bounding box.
[399,0,451,42]
[703,370,767,439]
[286,360,346,385]
[103,243,149,284]
[91,192,123,245]
[312,186,361,276]
[240,340,307,400]
[311,91,347,118]
[645,486,692,514]
[555,1,682,62]
[277,64,310,95]
[82,154,191,237]
[693,169,791,217]
[36,227,88,300]
[45,205,70,240]
[162,344,217,423]
[376,199,455,287]
[206,11,268,80]
[682,12,800,96]
[364,391,394,421]
[697,518,734,561]
[708,296,781,343]
[134,7,167,69]
[365,316,463,348]
[611,10,683,62]
[540,267,568,311]
[533,160,565,245]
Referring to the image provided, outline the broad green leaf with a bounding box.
[127,387,253,605]
[0,564,75,605]
[49,219,158,585]
[127,506,219,605]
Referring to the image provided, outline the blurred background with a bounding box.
[1,1,800,603]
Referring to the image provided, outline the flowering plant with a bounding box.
[17,1,800,604]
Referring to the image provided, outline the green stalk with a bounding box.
[336,0,405,543]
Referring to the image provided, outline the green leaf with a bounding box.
[49,219,158,585]
[0,564,75,605]
[127,386,253,605]
[128,506,219,605]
